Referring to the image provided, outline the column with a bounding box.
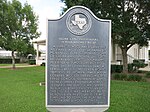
[36,44,39,65]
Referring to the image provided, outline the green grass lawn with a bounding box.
[0,66,150,112]
[0,66,45,112]
[109,81,150,112]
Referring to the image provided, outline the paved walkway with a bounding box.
[0,65,38,68]
[139,66,150,71]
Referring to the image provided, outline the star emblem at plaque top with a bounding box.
[66,11,92,36]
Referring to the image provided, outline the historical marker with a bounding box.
[46,6,111,112]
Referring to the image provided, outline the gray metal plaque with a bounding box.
[46,6,111,112]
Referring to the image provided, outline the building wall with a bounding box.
[128,44,148,63]
[127,44,138,62]
[0,49,18,58]
[148,41,150,60]
[0,50,12,57]
[111,44,149,64]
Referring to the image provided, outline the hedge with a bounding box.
[111,64,134,73]
[40,62,45,66]
[112,73,127,80]
[112,73,142,82]
[133,59,145,68]
[28,59,36,65]
[127,75,142,82]
[0,58,20,64]
[111,65,123,73]
[145,72,150,78]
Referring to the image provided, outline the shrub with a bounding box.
[127,75,135,81]
[111,65,116,73]
[139,59,145,63]
[137,70,143,73]
[127,75,142,82]
[111,65,123,73]
[145,72,150,78]
[40,63,45,66]
[115,65,123,73]
[113,73,127,80]
[113,74,120,80]
[120,74,128,80]
[135,75,142,81]
[128,64,134,72]
[133,59,145,69]
[113,74,142,82]
[28,59,36,65]
[0,58,20,64]
[111,64,134,73]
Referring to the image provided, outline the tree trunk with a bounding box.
[12,51,16,69]
[121,48,128,73]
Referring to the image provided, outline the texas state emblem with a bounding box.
[66,9,92,36]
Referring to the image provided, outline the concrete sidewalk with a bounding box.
[139,66,150,71]
[0,65,38,68]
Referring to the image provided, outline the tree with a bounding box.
[17,43,36,62]
[23,43,36,57]
[0,0,40,69]
[61,0,150,73]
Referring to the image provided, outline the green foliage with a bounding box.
[127,75,142,82]
[111,65,123,73]
[137,70,144,73]
[0,58,20,64]
[61,0,150,73]
[113,73,142,82]
[128,64,134,72]
[113,73,120,80]
[145,72,150,78]
[113,73,127,80]
[40,62,45,66]
[111,64,134,73]
[132,59,146,72]
[111,65,116,73]
[0,0,40,68]
[133,59,145,67]
[28,59,36,65]
[17,43,36,57]
[111,61,146,73]
[61,0,150,47]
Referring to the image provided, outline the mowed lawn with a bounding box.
[0,66,45,112]
[0,66,150,112]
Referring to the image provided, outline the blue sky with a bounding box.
[19,0,65,40]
